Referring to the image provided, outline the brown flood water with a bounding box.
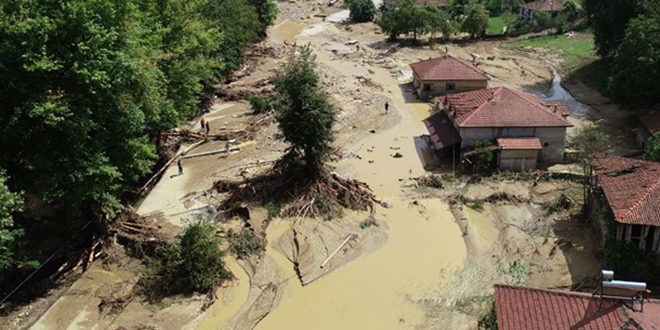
[254,71,466,328]
[198,22,467,329]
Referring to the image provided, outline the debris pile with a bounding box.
[214,167,379,219]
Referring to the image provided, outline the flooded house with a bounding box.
[519,0,564,21]
[589,156,660,252]
[423,86,572,171]
[409,55,488,100]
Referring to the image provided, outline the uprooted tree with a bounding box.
[215,45,379,218]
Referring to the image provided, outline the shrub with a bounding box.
[348,0,377,23]
[249,94,273,114]
[359,218,379,229]
[228,228,265,259]
[145,220,230,295]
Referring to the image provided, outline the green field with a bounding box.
[486,16,506,35]
[508,33,597,71]
[505,32,609,95]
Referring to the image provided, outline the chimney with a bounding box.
[488,90,495,101]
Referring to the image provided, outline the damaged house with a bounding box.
[589,156,660,251]
[423,86,572,171]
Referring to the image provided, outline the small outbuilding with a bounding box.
[409,55,488,100]
[496,138,542,171]
[519,0,563,20]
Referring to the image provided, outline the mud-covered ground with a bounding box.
[1,1,627,329]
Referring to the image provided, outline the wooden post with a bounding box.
[320,234,355,269]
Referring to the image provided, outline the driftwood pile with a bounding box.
[112,207,172,258]
[213,167,380,219]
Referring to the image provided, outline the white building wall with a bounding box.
[498,150,538,171]
[460,127,567,161]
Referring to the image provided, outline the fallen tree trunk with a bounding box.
[182,146,241,159]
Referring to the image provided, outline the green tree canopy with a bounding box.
[349,0,377,22]
[0,170,23,271]
[274,45,337,175]
[461,3,490,38]
[422,4,455,40]
[609,14,660,108]
[147,220,230,294]
[377,0,425,40]
[583,0,646,58]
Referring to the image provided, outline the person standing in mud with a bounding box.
[205,121,210,134]
[177,158,183,175]
[385,101,390,114]
[200,117,206,132]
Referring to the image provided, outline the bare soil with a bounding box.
[2,2,623,330]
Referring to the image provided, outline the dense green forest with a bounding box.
[0,0,276,283]
[584,0,660,108]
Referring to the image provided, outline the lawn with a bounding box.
[508,33,597,72]
[486,16,506,36]
[505,32,609,95]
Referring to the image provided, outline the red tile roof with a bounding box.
[594,156,660,226]
[385,0,447,7]
[494,285,660,330]
[438,87,573,128]
[521,0,564,12]
[497,137,542,150]
[424,110,462,150]
[640,107,660,135]
[409,55,487,81]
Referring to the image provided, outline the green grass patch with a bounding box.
[359,218,379,229]
[506,33,597,72]
[505,32,611,95]
[486,16,506,36]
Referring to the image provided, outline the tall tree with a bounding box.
[422,4,454,40]
[274,45,336,175]
[378,0,425,40]
[569,124,608,201]
[583,0,645,58]
[609,14,660,108]
[0,170,23,271]
[461,3,489,38]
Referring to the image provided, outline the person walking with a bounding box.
[200,117,206,132]
[177,159,183,175]
[205,121,210,134]
[385,101,390,114]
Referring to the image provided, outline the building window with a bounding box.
[543,143,549,147]
[423,84,431,91]
[445,83,456,91]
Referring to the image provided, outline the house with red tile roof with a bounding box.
[519,0,564,21]
[409,55,488,100]
[423,86,572,168]
[493,284,660,329]
[589,156,660,251]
